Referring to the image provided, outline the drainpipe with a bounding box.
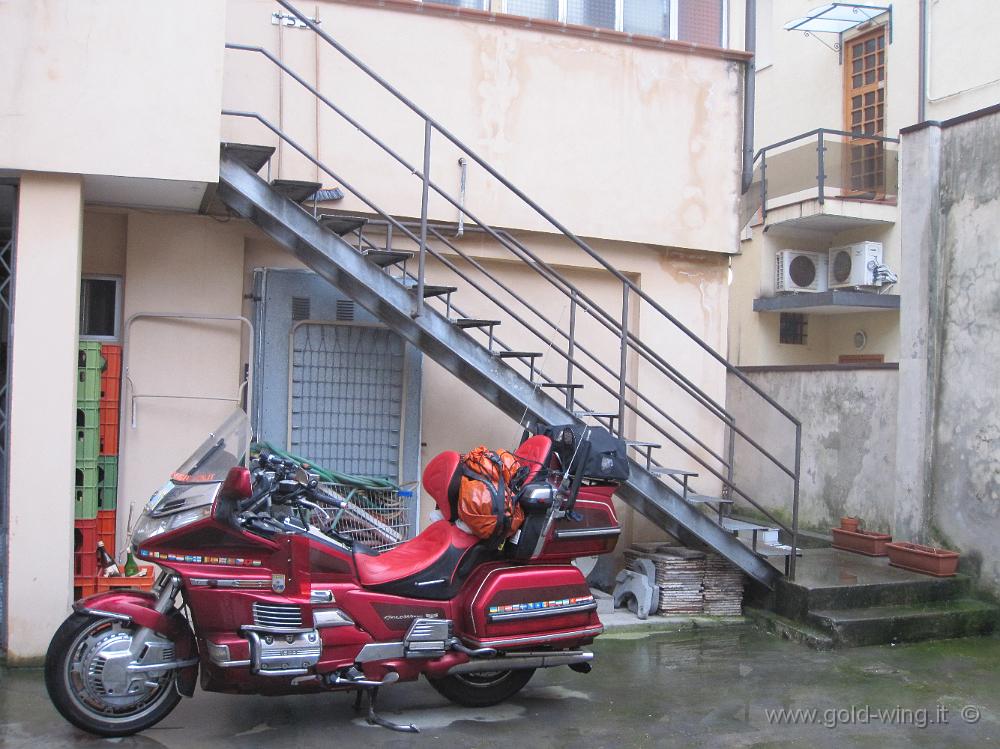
[918,0,927,122]
[740,0,757,193]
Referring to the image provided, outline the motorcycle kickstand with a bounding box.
[362,686,418,733]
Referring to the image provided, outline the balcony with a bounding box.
[741,128,899,237]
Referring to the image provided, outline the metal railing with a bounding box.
[223,0,804,576]
[742,127,900,225]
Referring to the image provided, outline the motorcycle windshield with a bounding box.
[171,409,251,484]
[135,409,251,542]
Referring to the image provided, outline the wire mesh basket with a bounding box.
[319,484,413,551]
[251,441,415,552]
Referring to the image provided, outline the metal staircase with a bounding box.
[216,0,804,587]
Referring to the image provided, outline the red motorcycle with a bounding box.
[45,410,623,735]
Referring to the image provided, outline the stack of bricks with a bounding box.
[73,342,152,599]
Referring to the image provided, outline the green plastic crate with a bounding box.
[76,405,100,462]
[78,341,105,371]
[77,342,105,406]
[75,459,99,519]
[77,367,101,405]
[97,455,118,511]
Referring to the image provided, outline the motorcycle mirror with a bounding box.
[221,466,253,500]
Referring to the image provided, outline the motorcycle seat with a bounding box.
[354,520,485,599]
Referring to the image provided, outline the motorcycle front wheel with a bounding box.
[45,612,182,737]
[426,668,535,707]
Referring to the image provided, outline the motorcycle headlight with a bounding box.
[132,504,213,547]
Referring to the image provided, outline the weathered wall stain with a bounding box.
[727,369,898,533]
[928,112,1000,594]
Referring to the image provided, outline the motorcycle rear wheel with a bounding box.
[45,612,182,737]
[426,668,535,707]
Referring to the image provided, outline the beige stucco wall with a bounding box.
[116,214,247,546]
[0,0,226,185]
[222,0,746,251]
[6,173,82,663]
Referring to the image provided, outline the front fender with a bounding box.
[74,590,199,697]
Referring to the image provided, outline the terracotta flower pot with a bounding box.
[885,542,960,577]
[840,516,861,533]
[831,527,892,556]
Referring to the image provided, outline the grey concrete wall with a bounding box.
[897,108,1000,594]
[727,367,898,534]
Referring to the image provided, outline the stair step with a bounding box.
[318,214,368,236]
[271,179,322,203]
[494,351,541,360]
[454,319,501,329]
[222,143,275,172]
[721,518,774,533]
[755,543,801,557]
[651,467,699,477]
[686,493,734,505]
[540,383,584,390]
[362,249,412,268]
[421,285,457,299]
[806,599,998,648]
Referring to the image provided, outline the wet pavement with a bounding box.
[2,626,999,748]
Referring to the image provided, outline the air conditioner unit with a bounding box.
[775,250,828,293]
[828,241,883,288]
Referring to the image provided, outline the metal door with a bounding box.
[251,268,421,529]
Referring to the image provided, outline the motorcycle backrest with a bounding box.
[422,450,461,520]
[514,435,553,483]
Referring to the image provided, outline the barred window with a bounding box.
[779,313,808,345]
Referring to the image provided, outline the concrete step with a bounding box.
[744,606,835,650]
[771,549,973,620]
[806,599,998,648]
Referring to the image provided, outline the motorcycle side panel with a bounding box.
[335,585,459,642]
[459,564,602,647]
[536,485,621,562]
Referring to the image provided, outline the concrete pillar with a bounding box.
[5,173,83,663]
[893,123,943,543]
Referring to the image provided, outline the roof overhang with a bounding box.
[783,3,892,57]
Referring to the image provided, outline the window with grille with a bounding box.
[779,313,807,345]
[844,26,887,195]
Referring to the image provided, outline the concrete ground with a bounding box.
[2,626,999,748]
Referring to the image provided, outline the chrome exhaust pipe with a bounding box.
[447,650,594,675]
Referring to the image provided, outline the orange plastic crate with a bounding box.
[74,577,98,601]
[100,344,122,402]
[96,566,156,592]
[100,413,119,456]
[97,509,116,558]
[74,518,99,577]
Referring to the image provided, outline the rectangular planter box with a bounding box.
[886,542,960,577]
[831,527,892,556]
